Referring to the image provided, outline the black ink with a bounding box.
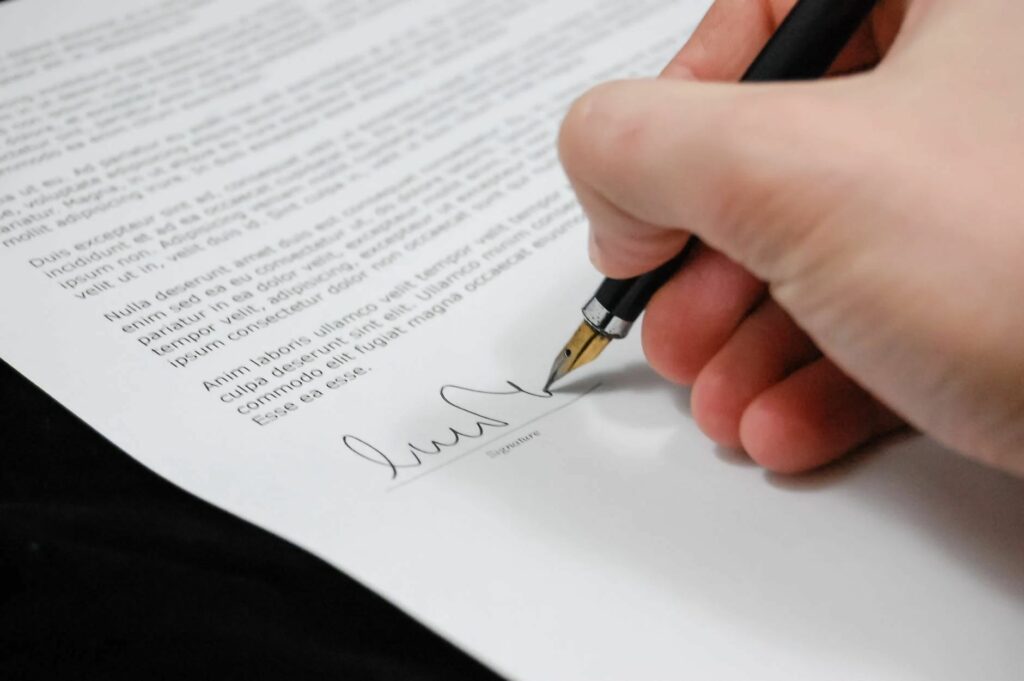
[341,382,552,479]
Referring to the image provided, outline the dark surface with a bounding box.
[0,357,501,680]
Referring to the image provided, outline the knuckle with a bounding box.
[559,80,653,185]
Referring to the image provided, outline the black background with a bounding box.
[0,1,500,677]
[0,361,505,681]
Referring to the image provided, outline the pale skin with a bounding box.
[559,0,1024,476]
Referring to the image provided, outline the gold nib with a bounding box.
[544,322,610,391]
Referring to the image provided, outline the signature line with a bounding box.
[387,382,602,493]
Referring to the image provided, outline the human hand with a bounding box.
[559,0,1024,476]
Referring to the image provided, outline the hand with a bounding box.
[559,0,1024,476]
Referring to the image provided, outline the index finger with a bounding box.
[662,0,886,81]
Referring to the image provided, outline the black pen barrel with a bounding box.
[593,246,693,324]
[743,0,879,82]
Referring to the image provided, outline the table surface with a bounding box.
[0,357,502,680]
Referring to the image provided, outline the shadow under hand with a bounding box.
[769,430,1024,605]
[555,360,694,431]
[713,444,757,468]
[553,360,667,396]
[858,437,1024,605]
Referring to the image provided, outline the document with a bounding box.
[2,1,1023,678]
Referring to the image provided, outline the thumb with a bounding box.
[559,77,872,284]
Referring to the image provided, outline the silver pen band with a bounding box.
[582,297,633,339]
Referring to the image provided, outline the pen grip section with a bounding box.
[594,241,694,323]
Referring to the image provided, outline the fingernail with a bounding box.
[587,229,605,269]
[661,62,697,81]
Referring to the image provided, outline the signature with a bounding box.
[341,381,553,479]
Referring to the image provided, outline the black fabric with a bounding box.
[0,358,501,680]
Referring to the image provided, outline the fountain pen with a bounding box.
[544,0,880,391]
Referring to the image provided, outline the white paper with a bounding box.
[2,1,1023,678]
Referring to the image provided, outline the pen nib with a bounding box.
[543,322,611,392]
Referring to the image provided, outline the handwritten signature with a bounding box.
[341,382,553,479]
